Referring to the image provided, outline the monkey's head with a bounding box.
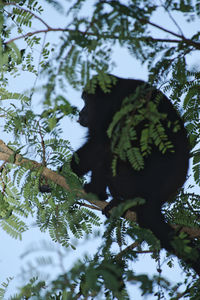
[78,76,121,133]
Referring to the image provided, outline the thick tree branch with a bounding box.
[0,139,70,191]
[0,139,105,210]
[0,139,199,239]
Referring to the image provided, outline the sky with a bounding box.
[0,1,200,299]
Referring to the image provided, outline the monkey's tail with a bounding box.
[136,203,200,276]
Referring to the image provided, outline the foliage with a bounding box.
[107,86,175,173]
[0,0,200,299]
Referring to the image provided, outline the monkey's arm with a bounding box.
[71,141,108,200]
[71,142,95,176]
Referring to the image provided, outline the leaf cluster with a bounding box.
[108,86,175,173]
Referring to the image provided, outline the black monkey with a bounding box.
[71,75,200,275]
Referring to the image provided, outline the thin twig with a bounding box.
[6,26,200,50]
[38,121,47,166]
[77,201,102,211]
[142,19,183,39]
[4,2,200,50]
[4,2,51,28]
[160,2,184,36]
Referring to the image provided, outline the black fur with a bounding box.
[71,75,200,275]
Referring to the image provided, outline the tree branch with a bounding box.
[0,139,199,239]
[5,26,200,50]
[4,2,200,50]
[144,19,184,39]
[5,28,64,44]
[0,139,105,210]
[161,3,184,36]
[142,19,200,49]
[4,2,51,29]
